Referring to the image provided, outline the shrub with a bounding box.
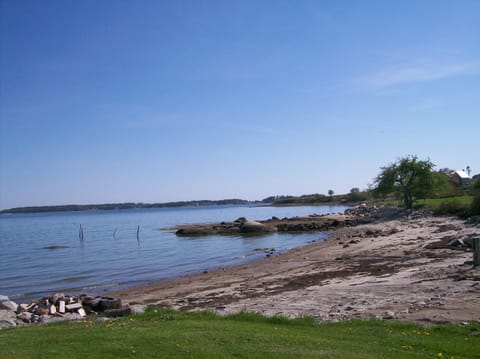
[433,199,469,217]
[471,193,480,215]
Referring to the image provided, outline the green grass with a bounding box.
[1,309,479,358]
[420,196,473,209]
[418,196,473,217]
[376,195,474,216]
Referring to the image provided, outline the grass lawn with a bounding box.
[1,309,479,358]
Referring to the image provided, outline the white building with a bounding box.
[453,170,471,186]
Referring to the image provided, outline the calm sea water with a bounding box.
[0,204,347,302]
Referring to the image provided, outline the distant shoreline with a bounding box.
[0,199,261,215]
[0,199,352,215]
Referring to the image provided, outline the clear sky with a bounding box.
[1,0,479,209]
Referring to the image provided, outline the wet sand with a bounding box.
[110,213,480,325]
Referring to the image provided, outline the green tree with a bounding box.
[373,155,435,209]
[429,171,459,198]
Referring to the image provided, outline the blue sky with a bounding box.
[1,0,479,209]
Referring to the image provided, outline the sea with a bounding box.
[0,204,347,302]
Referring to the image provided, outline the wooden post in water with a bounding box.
[473,236,480,267]
[79,224,84,242]
[136,225,140,243]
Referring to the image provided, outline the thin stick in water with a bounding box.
[79,224,84,242]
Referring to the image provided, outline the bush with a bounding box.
[471,193,480,215]
[433,199,469,217]
[349,191,371,202]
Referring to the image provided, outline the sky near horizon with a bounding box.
[1,0,479,209]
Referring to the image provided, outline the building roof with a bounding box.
[454,170,471,179]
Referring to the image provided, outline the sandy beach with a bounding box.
[110,210,480,325]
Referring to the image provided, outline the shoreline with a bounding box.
[109,210,480,324]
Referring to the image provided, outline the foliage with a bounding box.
[432,198,471,217]
[471,192,480,215]
[472,178,480,194]
[374,155,435,209]
[429,172,461,198]
[470,179,480,215]
[1,309,479,358]
[273,193,331,205]
[348,190,372,203]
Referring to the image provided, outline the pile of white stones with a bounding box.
[0,293,144,329]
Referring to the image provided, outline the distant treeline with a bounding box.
[1,191,372,214]
[0,199,263,214]
[265,191,372,206]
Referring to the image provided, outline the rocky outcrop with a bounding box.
[171,206,406,237]
[172,213,356,237]
[239,221,276,234]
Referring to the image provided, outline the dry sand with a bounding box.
[110,213,480,325]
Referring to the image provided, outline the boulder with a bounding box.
[53,292,65,302]
[0,318,17,329]
[104,307,133,317]
[0,300,18,312]
[63,313,85,321]
[239,221,276,234]
[17,311,32,323]
[82,296,102,311]
[0,309,17,323]
[99,297,122,311]
[34,306,49,315]
[39,315,66,325]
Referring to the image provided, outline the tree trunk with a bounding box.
[404,190,413,209]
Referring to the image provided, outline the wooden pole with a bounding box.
[473,237,480,267]
[136,225,140,243]
[79,224,84,242]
